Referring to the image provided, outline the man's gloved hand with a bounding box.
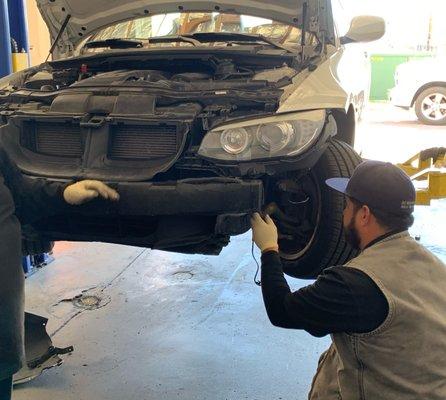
[251,212,279,253]
[63,180,120,205]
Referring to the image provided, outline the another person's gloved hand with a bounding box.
[63,180,119,205]
[251,213,279,254]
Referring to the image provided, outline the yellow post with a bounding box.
[11,52,29,72]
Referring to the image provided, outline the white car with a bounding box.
[390,58,446,125]
[0,1,384,278]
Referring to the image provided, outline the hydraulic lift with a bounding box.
[397,147,446,205]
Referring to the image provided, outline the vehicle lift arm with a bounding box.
[397,147,446,205]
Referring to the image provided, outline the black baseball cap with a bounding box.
[326,160,416,215]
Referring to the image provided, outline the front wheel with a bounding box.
[272,140,362,279]
[414,86,446,126]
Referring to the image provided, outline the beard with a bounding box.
[344,214,361,250]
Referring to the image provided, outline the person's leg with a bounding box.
[0,375,12,400]
[0,211,25,394]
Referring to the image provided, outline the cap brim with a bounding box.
[325,178,350,194]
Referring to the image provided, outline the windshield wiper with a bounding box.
[187,32,294,53]
[148,35,201,47]
[83,38,144,50]
[148,32,293,53]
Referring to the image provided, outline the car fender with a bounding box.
[410,80,446,107]
[278,46,365,115]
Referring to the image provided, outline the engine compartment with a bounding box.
[5,53,297,94]
[0,53,298,130]
[0,52,301,182]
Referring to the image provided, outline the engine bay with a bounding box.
[0,52,300,129]
[0,52,302,182]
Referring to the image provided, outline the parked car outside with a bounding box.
[390,57,446,125]
[0,1,384,278]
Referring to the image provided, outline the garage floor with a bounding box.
[14,103,446,400]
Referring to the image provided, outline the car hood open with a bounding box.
[36,0,334,57]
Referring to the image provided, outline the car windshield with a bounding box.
[83,12,316,53]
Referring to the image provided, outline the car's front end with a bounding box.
[0,38,333,253]
[0,1,385,276]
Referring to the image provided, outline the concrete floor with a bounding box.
[14,103,446,400]
[17,238,329,400]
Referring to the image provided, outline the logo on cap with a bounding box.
[401,200,415,210]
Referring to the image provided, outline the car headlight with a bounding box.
[220,128,251,155]
[198,110,326,162]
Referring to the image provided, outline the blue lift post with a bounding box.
[7,0,30,55]
[0,0,12,78]
[0,0,30,78]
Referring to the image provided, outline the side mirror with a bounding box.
[340,16,385,45]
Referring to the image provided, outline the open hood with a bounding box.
[36,0,334,57]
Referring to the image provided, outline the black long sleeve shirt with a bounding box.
[260,233,403,337]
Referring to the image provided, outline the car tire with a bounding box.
[280,139,362,279]
[414,86,446,126]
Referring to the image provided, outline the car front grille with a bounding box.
[20,121,182,167]
[21,122,83,158]
[109,124,180,160]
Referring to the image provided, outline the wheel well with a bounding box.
[331,106,356,147]
[411,82,446,107]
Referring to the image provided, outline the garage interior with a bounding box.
[1,1,445,399]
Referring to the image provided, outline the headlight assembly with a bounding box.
[198,109,326,162]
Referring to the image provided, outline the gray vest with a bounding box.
[309,231,446,400]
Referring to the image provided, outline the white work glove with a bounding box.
[63,180,119,205]
[250,212,279,253]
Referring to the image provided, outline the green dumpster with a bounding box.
[370,54,433,101]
